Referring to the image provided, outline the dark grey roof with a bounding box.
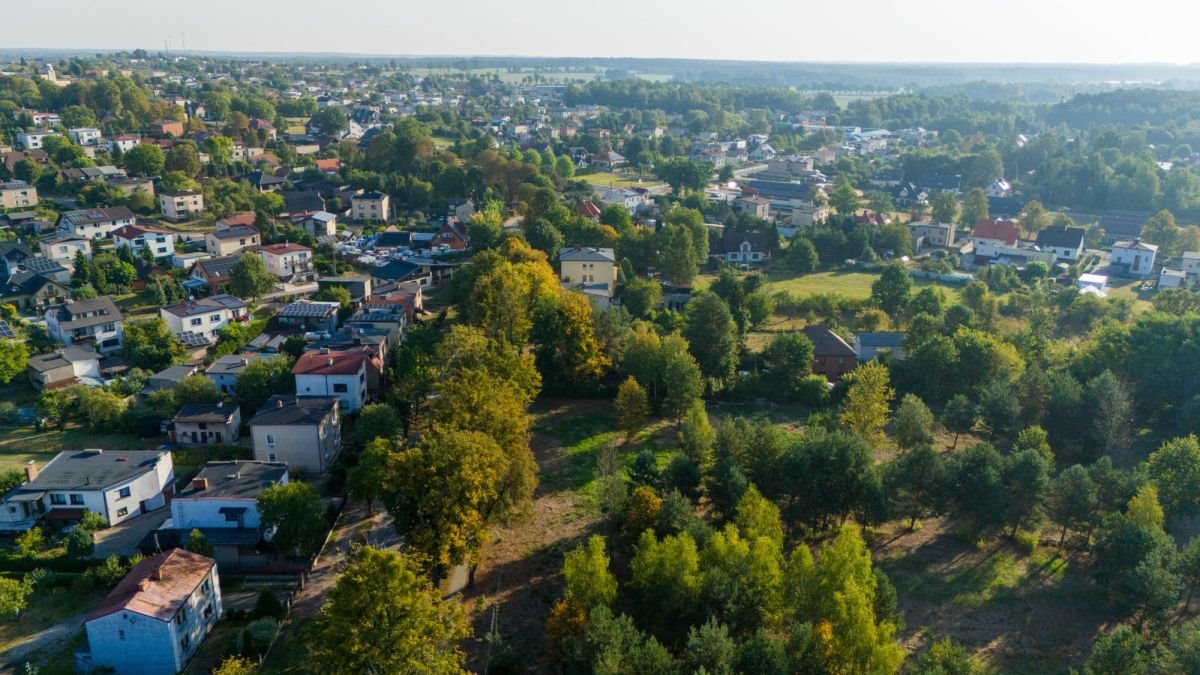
[986,196,1025,218]
[281,190,326,214]
[802,325,856,358]
[0,242,35,260]
[177,461,287,500]
[916,173,962,190]
[209,225,258,240]
[205,353,278,376]
[195,254,240,278]
[250,395,338,426]
[1099,211,1149,238]
[145,365,200,389]
[355,191,387,201]
[1,271,66,299]
[60,206,134,227]
[26,346,98,372]
[559,246,616,263]
[856,332,905,348]
[746,180,811,200]
[279,301,338,319]
[48,296,123,330]
[244,171,286,188]
[174,403,238,424]
[1035,225,1085,249]
[26,450,166,491]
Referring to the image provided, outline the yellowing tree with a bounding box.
[615,376,651,441]
[311,546,469,673]
[839,362,894,446]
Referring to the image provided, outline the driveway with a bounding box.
[92,508,170,559]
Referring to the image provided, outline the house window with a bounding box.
[69,494,84,505]
[332,383,348,393]
[119,629,125,641]
[177,607,187,625]
[268,453,278,462]
[50,494,66,505]
[266,434,276,447]
[117,507,128,517]
[190,318,202,326]
[118,487,131,499]
[210,314,221,323]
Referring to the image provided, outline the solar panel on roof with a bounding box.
[281,303,334,318]
[177,331,210,348]
[0,321,14,338]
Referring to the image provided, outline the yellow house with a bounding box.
[558,246,618,298]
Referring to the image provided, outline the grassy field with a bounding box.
[1103,277,1156,313]
[0,425,147,472]
[582,171,663,189]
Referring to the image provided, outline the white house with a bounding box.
[259,242,313,278]
[112,225,176,258]
[38,231,92,268]
[1183,252,1200,283]
[25,346,103,391]
[1160,267,1187,289]
[984,178,1012,198]
[16,129,60,150]
[1035,226,1086,262]
[160,295,249,341]
[293,349,369,412]
[82,549,221,675]
[105,135,140,154]
[853,332,907,362]
[1111,239,1158,278]
[0,449,174,531]
[159,191,205,222]
[598,188,641,214]
[59,206,136,239]
[68,127,103,147]
[205,353,279,395]
[44,296,125,354]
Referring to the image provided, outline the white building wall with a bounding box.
[295,372,366,412]
[171,496,267,530]
[86,610,178,675]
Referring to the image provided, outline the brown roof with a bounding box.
[973,218,1020,246]
[87,549,215,623]
[260,242,311,255]
[293,350,368,376]
[313,158,341,172]
[218,212,256,228]
[112,224,171,239]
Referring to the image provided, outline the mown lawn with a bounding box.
[0,425,147,472]
[582,171,662,189]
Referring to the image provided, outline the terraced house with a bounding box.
[44,296,125,353]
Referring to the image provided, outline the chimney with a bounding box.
[192,477,208,490]
[150,568,163,581]
[138,579,151,591]
[327,357,335,367]
[240,357,248,365]
[276,399,284,408]
[23,460,38,483]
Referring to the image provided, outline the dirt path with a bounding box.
[460,400,605,673]
[2,609,87,670]
[262,498,402,672]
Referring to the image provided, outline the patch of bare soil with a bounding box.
[460,400,606,673]
[871,518,1116,673]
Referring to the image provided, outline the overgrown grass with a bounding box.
[0,425,147,471]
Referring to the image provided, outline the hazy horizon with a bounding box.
[6,0,1200,65]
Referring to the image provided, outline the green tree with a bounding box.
[679,401,715,468]
[762,332,815,399]
[228,253,276,300]
[65,527,94,559]
[940,394,978,450]
[930,192,959,224]
[959,188,989,226]
[563,535,618,609]
[1141,209,1181,257]
[1019,200,1051,236]
[1047,464,1098,547]
[0,340,29,384]
[347,438,393,515]
[839,362,894,446]
[948,443,1007,534]
[186,529,214,557]
[173,375,220,407]
[615,376,651,441]
[892,394,935,449]
[234,357,295,415]
[786,237,820,273]
[123,318,187,371]
[1084,625,1147,675]
[351,403,402,447]
[886,444,946,529]
[619,277,662,319]
[734,485,785,550]
[122,143,165,177]
[0,577,31,618]
[684,292,738,389]
[524,218,564,257]
[656,223,699,286]
[1147,435,1200,519]
[257,481,327,558]
[630,530,703,644]
[830,183,862,214]
[871,263,912,318]
[467,201,504,250]
[1001,448,1051,536]
[16,527,43,557]
[310,546,469,674]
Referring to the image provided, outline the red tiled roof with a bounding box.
[294,350,368,376]
[314,158,341,172]
[576,199,601,219]
[973,218,1020,245]
[87,549,215,623]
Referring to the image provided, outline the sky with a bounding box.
[6,0,1200,64]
